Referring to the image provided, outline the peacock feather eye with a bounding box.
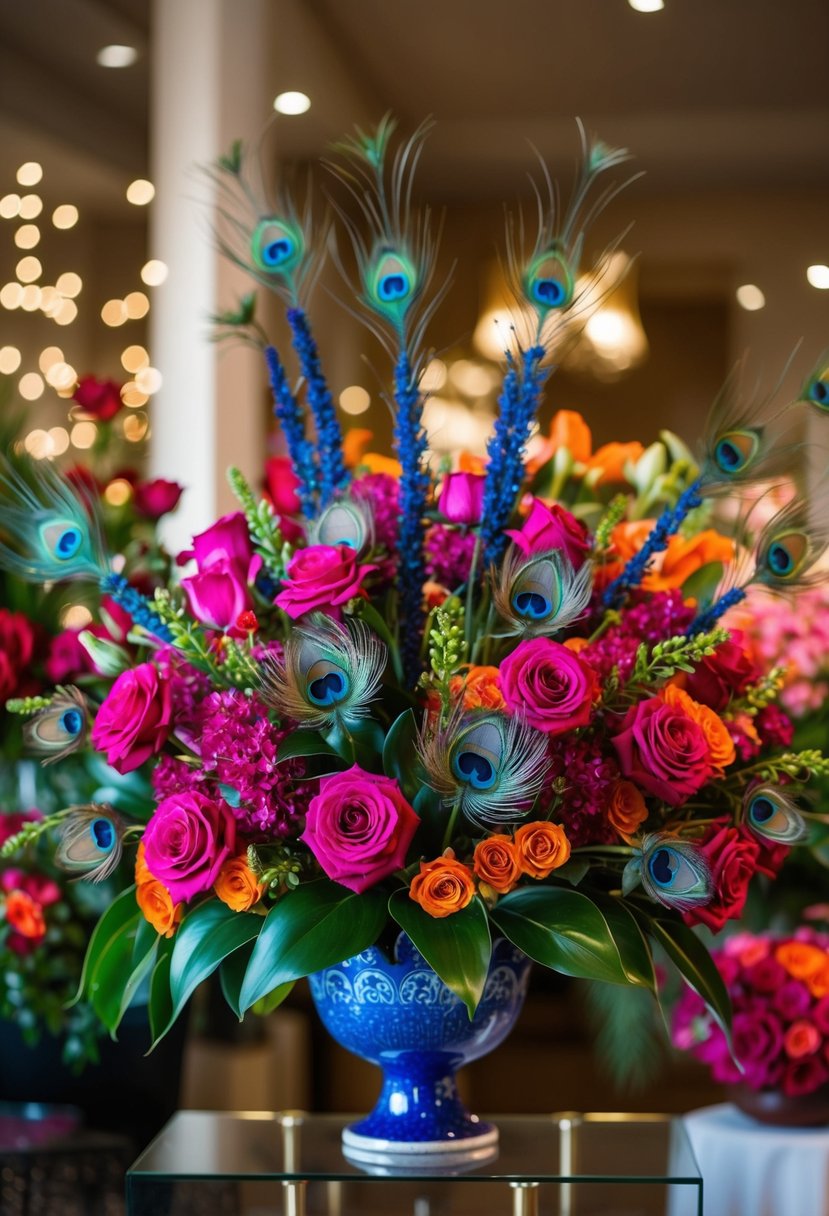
[524,248,574,315]
[365,248,419,329]
[743,784,808,844]
[41,520,83,562]
[494,547,593,639]
[305,658,350,708]
[251,218,303,275]
[23,686,89,765]
[59,707,84,736]
[804,367,829,411]
[639,834,712,911]
[764,530,808,580]
[713,430,761,476]
[450,719,503,792]
[90,817,116,852]
[312,500,373,553]
[55,805,125,882]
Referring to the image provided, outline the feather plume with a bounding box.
[56,805,126,883]
[23,686,89,765]
[742,785,808,845]
[636,834,712,912]
[0,457,107,584]
[492,545,593,638]
[308,497,374,555]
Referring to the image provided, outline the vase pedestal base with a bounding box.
[341,1121,499,1171]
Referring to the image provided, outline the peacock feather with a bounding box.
[633,834,712,912]
[0,457,107,584]
[259,613,387,730]
[492,545,593,638]
[742,785,808,845]
[308,497,374,555]
[801,353,829,412]
[418,705,549,831]
[23,686,89,765]
[55,805,126,883]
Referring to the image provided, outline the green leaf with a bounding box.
[591,895,656,991]
[490,886,629,985]
[277,731,339,763]
[644,913,733,1044]
[252,982,295,1016]
[147,936,175,1048]
[681,562,725,607]
[71,886,139,1006]
[345,716,385,755]
[357,600,403,681]
[88,911,146,1036]
[383,710,427,804]
[239,880,387,1013]
[131,914,158,968]
[219,940,255,1019]
[389,891,491,1017]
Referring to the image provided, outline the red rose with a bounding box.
[91,663,173,773]
[275,545,376,619]
[0,810,40,849]
[133,478,183,520]
[683,821,760,932]
[612,696,710,805]
[499,637,596,735]
[73,376,123,422]
[0,610,40,699]
[264,457,303,543]
[683,632,760,711]
[45,629,94,683]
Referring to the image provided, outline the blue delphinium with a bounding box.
[100,572,173,642]
[287,307,348,508]
[686,585,746,636]
[393,351,430,687]
[264,344,318,519]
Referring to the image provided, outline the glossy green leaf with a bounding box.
[277,731,339,763]
[131,914,159,968]
[389,891,491,1017]
[88,910,147,1036]
[383,709,427,804]
[239,880,387,1013]
[251,982,295,1016]
[591,895,656,991]
[71,885,138,1006]
[681,562,725,607]
[644,913,733,1044]
[147,936,175,1049]
[490,886,629,985]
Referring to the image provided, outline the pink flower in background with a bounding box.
[73,376,123,422]
[506,498,590,569]
[784,1056,829,1097]
[265,456,303,542]
[133,478,183,519]
[275,545,376,619]
[45,629,93,683]
[437,472,485,524]
[0,810,40,849]
[784,1019,821,1059]
[91,663,173,773]
[143,791,236,903]
[500,637,596,735]
[730,586,829,718]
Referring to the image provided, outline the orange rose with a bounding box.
[514,821,571,879]
[527,409,593,473]
[135,840,151,886]
[776,941,828,980]
[611,520,655,561]
[661,685,736,775]
[807,962,829,999]
[783,1020,821,1059]
[564,637,590,655]
[643,530,734,593]
[363,453,403,477]
[423,581,450,610]
[136,879,182,938]
[214,854,265,912]
[473,835,521,894]
[459,451,486,475]
[586,441,644,485]
[5,890,46,940]
[449,666,505,711]
[606,780,648,843]
[409,857,476,918]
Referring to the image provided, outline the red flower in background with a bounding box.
[264,456,303,542]
[73,376,123,422]
[0,609,41,700]
[134,478,184,520]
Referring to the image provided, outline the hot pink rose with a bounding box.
[182,561,250,631]
[133,478,183,520]
[437,472,485,524]
[731,1008,786,1088]
[505,499,590,569]
[612,697,710,805]
[499,638,596,735]
[143,791,236,903]
[682,631,760,711]
[264,457,303,543]
[91,663,173,773]
[275,545,376,619]
[45,629,93,683]
[774,981,813,1021]
[301,765,419,893]
[683,822,760,932]
[73,375,123,422]
[180,513,258,580]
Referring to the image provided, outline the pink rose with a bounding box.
[774,981,813,1021]
[182,560,250,631]
[505,499,590,569]
[275,545,376,620]
[301,765,419,893]
[45,629,93,683]
[143,791,236,903]
[180,513,258,580]
[731,1008,786,1089]
[91,663,173,774]
[499,638,596,735]
[683,632,760,712]
[133,478,183,520]
[73,375,123,422]
[437,472,485,524]
[683,822,760,933]
[746,955,789,993]
[784,1056,829,1098]
[612,697,710,805]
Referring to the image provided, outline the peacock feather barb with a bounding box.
[286,307,348,507]
[635,834,713,912]
[55,805,126,883]
[264,343,319,517]
[0,458,108,583]
[742,785,808,845]
[492,545,593,638]
[602,478,704,609]
[23,686,89,765]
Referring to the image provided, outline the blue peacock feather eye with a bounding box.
[512,589,551,619]
[251,218,304,276]
[714,430,760,475]
[495,547,593,638]
[91,817,116,852]
[56,805,125,882]
[743,784,808,844]
[639,834,712,911]
[306,662,350,707]
[23,686,89,765]
[452,749,497,790]
[524,249,574,316]
[59,708,83,736]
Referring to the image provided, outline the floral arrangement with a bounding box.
[672,929,829,1099]
[1,119,828,1056]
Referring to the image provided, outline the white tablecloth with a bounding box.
[669,1103,829,1216]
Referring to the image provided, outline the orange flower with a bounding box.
[363,452,403,477]
[611,519,655,560]
[513,821,571,879]
[409,857,476,918]
[473,835,521,894]
[586,441,644,485]
[807,962,829,999]
[214,854,265,912]
[343,428,374,468]
[606,780,648,843]
[564,637,590,655]
[784,1019,821,1059]
[136,879,182,939]
[661,685,736,775]
[135,840,151,886]
[449,666,505,711]
[776,941,828,980]
[423,581,450,610]
[459,451,486,475]
[643,530,734,593]
[5,890,46,940]
[527,409,593,473]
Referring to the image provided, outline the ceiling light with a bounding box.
[97,45,138,68]
[273,91,311,115]
[628,0,664,10]
[806,264,829,290]
[736,284,765,311]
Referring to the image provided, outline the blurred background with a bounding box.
[0,0,828,1146]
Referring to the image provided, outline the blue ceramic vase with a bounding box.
[309,934,531,1167]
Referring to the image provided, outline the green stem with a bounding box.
[442,795,463,853]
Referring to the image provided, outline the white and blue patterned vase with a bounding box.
[309,934,531,1168]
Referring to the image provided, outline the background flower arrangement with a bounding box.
[0,118,827,1065]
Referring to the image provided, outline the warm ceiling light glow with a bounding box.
[48,426,70,456]
[124,290,150,319]
[39,287,60,315]
[20,285,42,311]
[38,346,64,373]
[0,194,21,219]
[121,344,149,373]
[45,361,77,392]
[19,372,45,401]
[339,385,370,415]
[121,382,149,408]
[104,478,133,506]
[126,179,155,206]
[273,91,311,115]
[15,224,40,249]
[736,284,765,311]
[16,162,43,187]
[101,298,127,326]
[134,366,162,394]
[449,359,498,398]
[54,299,78,326]
[97,44,138,68]
[628,0,664,10]
[55,271,82,298]
[807,264,829,290]
[19,195,43,220]
[0,346,21,374]
[24,429,51,459]
[123,412,149,441]
[421,358,448,392]
[140,259,168,286]
[16,256,42,283]
[52,204,79,229]
[70,421,97,449]
[61,604,93,629]
[0,283,23,309]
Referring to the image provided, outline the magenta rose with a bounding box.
[683,822,760,933]
[143,791,236,903]
[612,696,710,805]
[134,478,183,520]
[784,1056,828,1098]
[505,498,590,569]
[265,456,303,542]
[437,472,485,524]
[683,631,760,712]
[731,1008,786,1088]
[812,996,829,1036]
[73,375,123,422]
[301,765,419,893]
[746,955,788,993]
[499,638,596,735]
[91,663,173,774]
[774,981,813,1021]
[180,512,258,581]
[275,545,376,620]
[182,560,250,632]
[45,629,93,683]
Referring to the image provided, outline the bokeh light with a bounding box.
[16,163,43,187]
[126,179,155,205]
[19,372,45,401]
[52,204,79,229]
[140,259,168,286]
[0,346,22,374]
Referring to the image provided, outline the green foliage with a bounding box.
[421,595,468,722]
[227,466,290,581]
[629,627,730,686]
[5,695,53,715]
[586,980,667,1093]
[593,494,628,553]
[389,891,491,1017]
[152,589,259,689]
